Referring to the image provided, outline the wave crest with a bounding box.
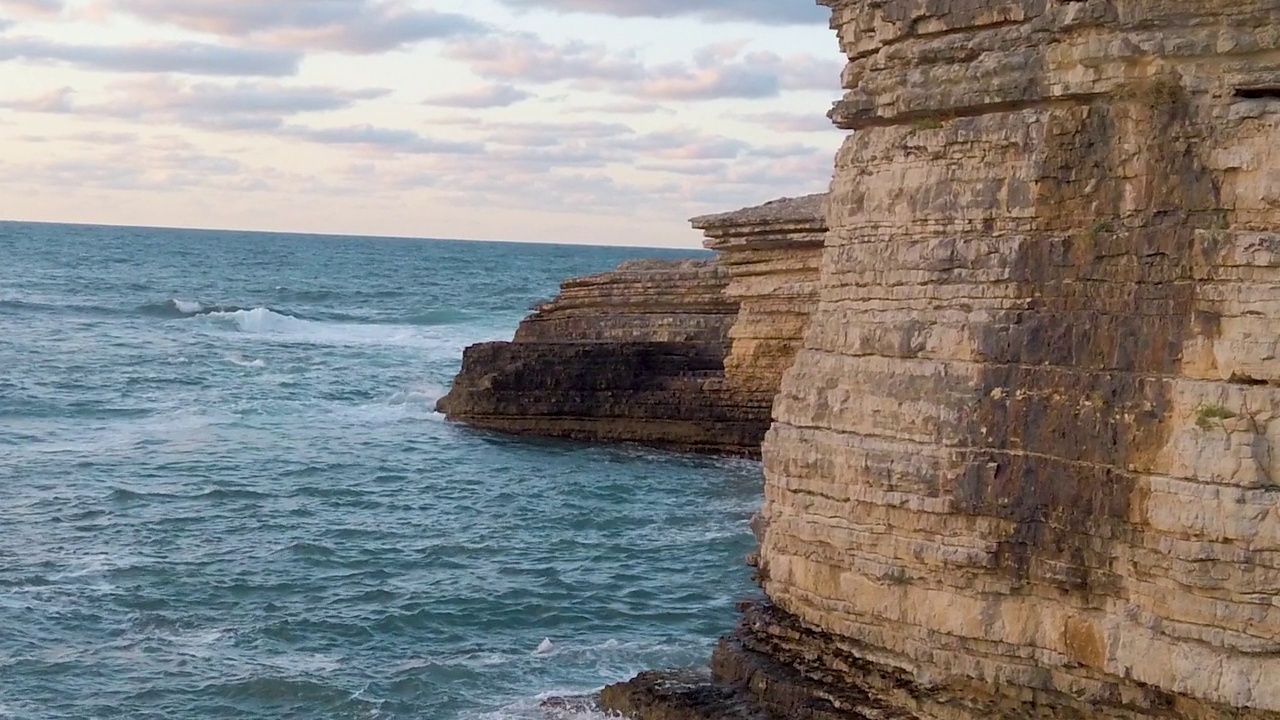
[140,299,251,319]
[205,307,310,334]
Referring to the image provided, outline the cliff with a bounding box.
[438,198,826,457]
[436,258,765,455]
[693,195,827,397]
[513,259,735,344]
[600,0,1280,718]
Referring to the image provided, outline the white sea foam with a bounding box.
[387,383,448,407]
[469,690,612,720]
[199,307,467,350]
[172,298,204,314]
[227,353,267,369]
[258,652,345,675]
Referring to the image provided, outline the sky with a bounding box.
[0,0,843,247]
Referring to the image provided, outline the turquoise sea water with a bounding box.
[0,223,762,719]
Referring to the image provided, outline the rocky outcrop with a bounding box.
[513,259,736,344]
[693,195,827,397]
[437,258,774,455]
[439,198,828,457]
[602,0,1280,718]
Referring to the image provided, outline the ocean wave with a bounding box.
[471,691,611,720]
[205,307,319,333]
[139,299,233,319]
[199,676,371,708]
[226,354,266,369]
[109,487,272,503]
[195,306,467,350]
[1,298,122,318]
[386,383,448,407]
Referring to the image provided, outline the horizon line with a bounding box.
[0,217,711,252]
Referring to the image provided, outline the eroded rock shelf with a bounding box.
[437,198,826,456]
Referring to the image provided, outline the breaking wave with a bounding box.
[138,299,256,319]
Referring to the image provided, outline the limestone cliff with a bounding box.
[439,198,826,457]
[693,195,827,397]
[601,0,1280,718]
[436,258,766,455]
[513,259,735,345]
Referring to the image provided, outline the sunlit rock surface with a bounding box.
[604,0,1280,717]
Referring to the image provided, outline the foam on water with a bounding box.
[227,353,267,369]
[0,222,741,720]
[172,298,204,315]
[199,307,468,350]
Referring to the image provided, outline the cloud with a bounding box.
[447,36,838,101]
[102,0,485,53]
[424,83,533,108]
[283,124,483,155]
[0,36,301,76]
[445,35,643,83]
[0,0,62,18]
[494,0,828,24]
[565,99,671,115]
[3,77,389,132]
[637,44,839,100]
[1,85,73,112]
[743,111,840,133]
[0,135,250,193]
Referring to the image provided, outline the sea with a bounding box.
[0,222,763,719]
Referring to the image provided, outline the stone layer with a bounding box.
[439,198,827,457]
[694,195,827,396]
[436,258,768,454]
[437,341,770,455]
[747,0,1280,718]
[604,0,1280,718]
[515,259,736,345]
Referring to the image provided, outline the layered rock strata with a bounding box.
[436,258,773,455]
[604,0,1280,718]
[439,197,828,456]
[693,195,827,397]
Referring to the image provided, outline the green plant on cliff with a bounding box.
[1195,403,1238,430]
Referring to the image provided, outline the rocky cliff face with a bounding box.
[693,195,827,397]
[754,0,1280,717]
[601,0,1280,718]
[436,258,768,455]
[513,259,736,344]
[439,198,827,457]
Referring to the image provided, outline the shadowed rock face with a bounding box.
[602,0,1280,718]
[438,199,828,457]
[435,258,771,455]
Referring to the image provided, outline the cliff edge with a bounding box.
[437,197,826,457]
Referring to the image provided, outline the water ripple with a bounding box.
[0,223,750,719]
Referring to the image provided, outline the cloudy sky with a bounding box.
[0,0,842,247]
